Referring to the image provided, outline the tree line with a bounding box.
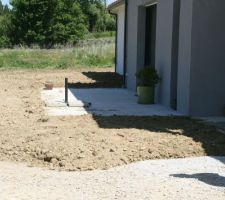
[0,0,115,48]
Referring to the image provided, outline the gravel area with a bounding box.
[0,157,224,200]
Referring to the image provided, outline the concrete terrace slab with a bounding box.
[42,88,182,116]
[41,88,90,116]
[0,157,224,200]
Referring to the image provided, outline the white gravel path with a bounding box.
[0,157,224,200]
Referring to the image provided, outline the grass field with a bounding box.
[0,38,115,69]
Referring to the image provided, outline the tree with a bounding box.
[0,16,10,47]
[75,0,115,32]
[49,0,87,45]
[10,0,87,47]
[0,0,116,48]
[0,0,11,47]
[0,0,3,15]
[104,13,116,31]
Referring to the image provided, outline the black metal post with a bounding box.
[65,78,68,105]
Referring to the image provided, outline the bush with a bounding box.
[0,15,11,48]
[10,0,87,47]
[84,31,115,39]
[136,67,160,87]
[0,36,11,48]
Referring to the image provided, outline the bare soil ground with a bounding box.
[0,69,225,171]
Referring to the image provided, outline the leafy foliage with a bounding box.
[75,0,115,32]
[136,67,160,87]
[0,0,9,15]
[0,0,115,48]
[10,0,87,47]
[0,0,11,47]
[0,16,11,47]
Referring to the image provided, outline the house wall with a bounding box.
[177,0,225,116]
[126,0,159,91]
[154,0,176,107]
[188,0,225,116]
[176,0,193,115]
[116,5,125,75]
[125,0,139,90]
[126,0,177,109]
[112,0,225,116]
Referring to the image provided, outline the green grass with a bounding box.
[0,41,115,69]
[84,31,116,39]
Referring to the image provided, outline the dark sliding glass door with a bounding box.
[145,5,157,67]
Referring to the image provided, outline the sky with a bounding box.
[2,0,115,6]
[108,0,114,4]
[2,0,9,6]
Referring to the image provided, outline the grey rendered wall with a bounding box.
[189,0,225,116]
[155,0,175,107]
[176,0,193,115]
[126,0,160,91]
[126,0,176,102]
[125,0,139,91]
[116,5,125,75]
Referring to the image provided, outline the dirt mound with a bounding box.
[0,69,225,171]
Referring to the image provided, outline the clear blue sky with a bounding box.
[108,0,114,4]
[2,0,10,5]
[2,0,114,6]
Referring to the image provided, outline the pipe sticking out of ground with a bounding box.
[65,77,68,106]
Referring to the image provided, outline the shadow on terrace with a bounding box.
[68,71,123,88]
[68,71,225,160]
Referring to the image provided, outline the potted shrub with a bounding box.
[136,66,160,104]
